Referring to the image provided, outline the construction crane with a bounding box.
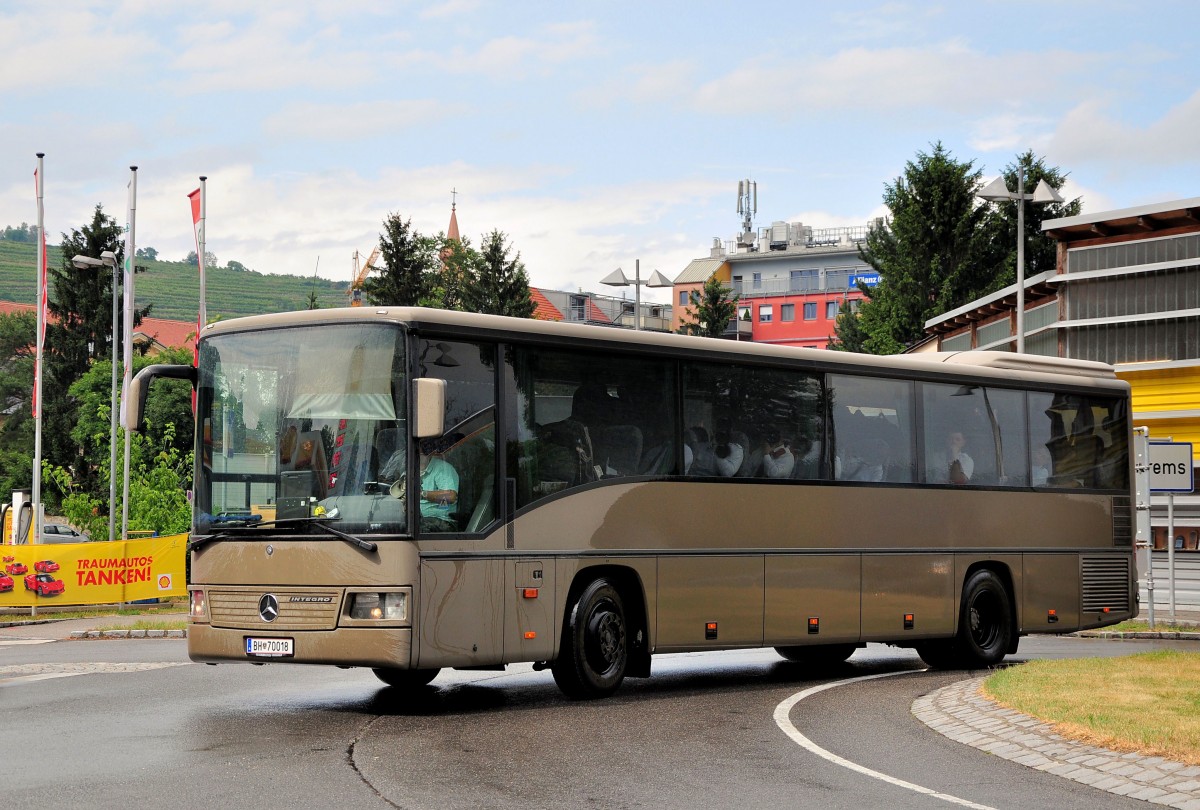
[347,246,380,306]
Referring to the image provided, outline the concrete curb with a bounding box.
[914,677,1200,809]
[69,629,187,639]
[1074,631,1200,640]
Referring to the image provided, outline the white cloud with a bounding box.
[686,42,1104,118]
[261,100,466,140]
[171,15,376,93]
[1050,91,1200,167]
[398,21,604,79]
[419,0,481,20]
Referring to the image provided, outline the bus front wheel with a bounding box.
[552,579,628,699]
[372,667,440,689]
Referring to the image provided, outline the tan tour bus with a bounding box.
[125,306,1135,698]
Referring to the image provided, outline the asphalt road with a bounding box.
[1,630,1194,809]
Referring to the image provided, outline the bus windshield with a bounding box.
[196,323,409,535]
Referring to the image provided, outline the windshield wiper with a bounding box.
[187,514,377,554]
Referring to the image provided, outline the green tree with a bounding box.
[833,145,1076,354]
[54,347,194,537]
[362,213,439,307]
[44,205,124,490]
[826,298,868,352]
[677,277,738,338]
[2,223,36,242]
[0,311,35,495]
[469,230,535,318]
[838,143,991,354]
[428,234,478,311]
[135,246,158,261]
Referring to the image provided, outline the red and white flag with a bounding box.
[188,180,207,384]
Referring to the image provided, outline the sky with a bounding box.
[2,0,1199,307]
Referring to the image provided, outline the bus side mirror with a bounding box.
[413,378,446,438]
[122,364,198,432]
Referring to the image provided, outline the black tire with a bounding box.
[372,667,440,688]
[917,570,1013,669]
[551,579,628,699]
[774,644,858,665]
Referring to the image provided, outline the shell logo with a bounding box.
[157,574,173,590]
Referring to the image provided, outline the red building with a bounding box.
[671,220,881,347]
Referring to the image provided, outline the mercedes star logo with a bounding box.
[258,593,279,623]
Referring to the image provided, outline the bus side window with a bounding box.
[509,347,677,507]
[417,339,498,533]
[1029,391,1125,490]
[828,375,914,484]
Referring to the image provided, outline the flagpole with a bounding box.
[120,166,137,542]
[198,176,207,333]
[32,153,45,546]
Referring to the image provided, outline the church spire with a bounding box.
[447,188,460,243]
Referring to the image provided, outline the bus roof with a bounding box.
[202,306,1123,389]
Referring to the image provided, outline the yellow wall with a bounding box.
[1118,366,1200,459]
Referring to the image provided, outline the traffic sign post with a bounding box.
[1149,441,1195,625]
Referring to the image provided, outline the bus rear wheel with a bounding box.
[917,570,1012,669]
[774,644,858,666]
[552,579,628,699]
[372,667,440,689]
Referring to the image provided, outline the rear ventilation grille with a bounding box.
[1111,496,1132,547]
[1081,555,1130,614]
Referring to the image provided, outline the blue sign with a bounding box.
[848,273,880,289]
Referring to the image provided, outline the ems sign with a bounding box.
[1149,441,1194,492]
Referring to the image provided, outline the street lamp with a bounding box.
[72,250,119,542]
[599,260,674,330]
[977,167,1063,353]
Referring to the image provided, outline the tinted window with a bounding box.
[921,384,1027,487]
[417,339,498,533]
[683,363,825,480]
[1029,391,1129,490]
[508,347,677,508]
[828,375,914,483]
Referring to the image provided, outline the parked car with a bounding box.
[0,572,13,592]
[34,560,59,573]
[5,561,27,576]
[40,523,91,543]
[24,573,64,596]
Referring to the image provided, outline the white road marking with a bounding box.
[773,670,997,810]
[0,661,190,688]
[0,638,55,646]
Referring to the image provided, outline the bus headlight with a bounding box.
[349,591,407,621]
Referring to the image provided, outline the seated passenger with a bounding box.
[841,438,887,482]
[929,430,974,484]
[684,426,716,476]
[713,418,745,477]
[760,430,795,479]
[418,438,459,532]
[1031,446,1051,487]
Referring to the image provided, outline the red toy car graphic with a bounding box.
[0,572,13,592]
[6,562,28,576]
[2,555,13,563]
[25,573,64,596]
[33,560,59,573]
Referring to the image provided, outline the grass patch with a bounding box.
[984,651,1200,765]
[93,619,188,632]
[1,603,185,623]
